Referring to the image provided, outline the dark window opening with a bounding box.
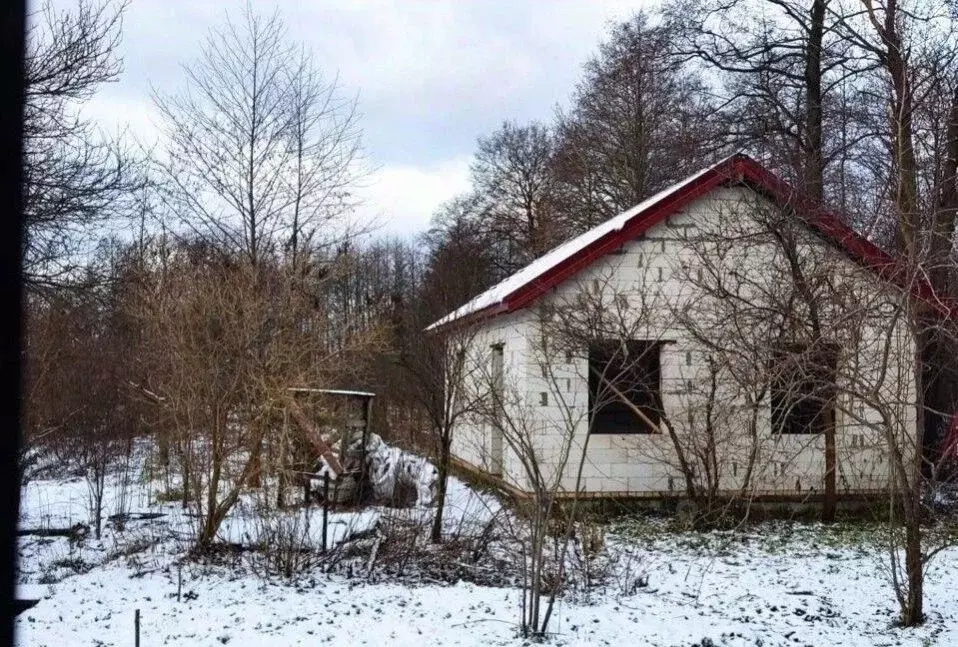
[588,340,661,434]
[770,343,838,435]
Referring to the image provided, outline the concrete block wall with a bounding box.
[448,187,917,498]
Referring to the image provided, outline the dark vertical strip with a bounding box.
[0,1,24,644]
[321,475,329,552]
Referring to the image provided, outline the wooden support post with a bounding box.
[357,395,374,503]
[362,397,373,446]
[277,406,289,509]
[322,474,329,553]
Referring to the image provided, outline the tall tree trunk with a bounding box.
[803,0,827,204]
[889,323,927,627]
[903,519,924,625]
[430,430,451,543]
[931,86,958,293]
[869,4,928,623]
[822,408,837,521]
[871,0,921,254]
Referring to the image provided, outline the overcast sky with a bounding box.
[70,1,650,238]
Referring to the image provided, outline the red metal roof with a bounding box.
[427,153,954,333]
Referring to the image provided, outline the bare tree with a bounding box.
[401,278,486,542]
[153,5,364,267]
[283,48,364,270]
[471,121,558,275]
[464,322,591,638]
[23,0,140,290]
[400,322,481,543]
[423,194,499,291]
[551,11,725,232]
[150,5,368,491]
[829,1,958,624]
[666,0,867,205]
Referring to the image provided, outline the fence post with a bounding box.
[134,608,140,647]
[322,474,329,552]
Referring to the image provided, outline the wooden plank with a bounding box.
[286,400,344,478]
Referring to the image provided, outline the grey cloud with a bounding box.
[45,0,650,233]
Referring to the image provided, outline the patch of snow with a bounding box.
[215,508,380,550]
[15,442,958,647]
[15,584,46,601]
[17,530,958,647]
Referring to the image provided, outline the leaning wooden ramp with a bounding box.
[283,387,376,505]
[286,398,344,478]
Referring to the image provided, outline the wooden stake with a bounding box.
[322,474,329,552]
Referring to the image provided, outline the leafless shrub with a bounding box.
[247,508,321,580]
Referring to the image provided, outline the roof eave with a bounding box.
[426,153,958,333]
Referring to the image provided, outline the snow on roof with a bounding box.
[287,388,376,398]
[425,155,736,332]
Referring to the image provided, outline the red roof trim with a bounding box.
[430,154,953,334]
[504,164,728,315]
[735,159,949,313]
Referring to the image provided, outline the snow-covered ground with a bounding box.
[15,449,958,646]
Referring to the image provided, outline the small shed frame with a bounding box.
[284,387,376,505]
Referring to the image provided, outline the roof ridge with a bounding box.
[426,153,950,333]
[426,153,746,331]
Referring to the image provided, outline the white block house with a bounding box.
[428,154,934,501]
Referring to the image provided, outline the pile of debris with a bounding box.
[311,433,439,508]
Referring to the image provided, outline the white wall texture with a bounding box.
[449,186,917,497]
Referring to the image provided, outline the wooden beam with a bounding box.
[286,399,344,479]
